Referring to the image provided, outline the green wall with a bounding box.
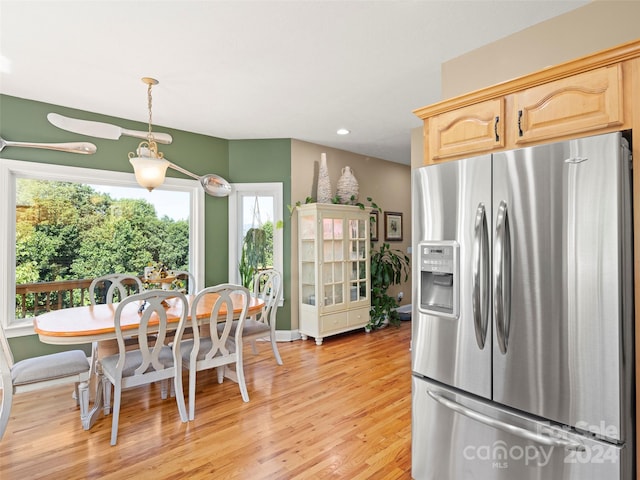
[1,94,293,360]
[229,139,293,330]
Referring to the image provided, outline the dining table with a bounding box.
[33,292,264,430]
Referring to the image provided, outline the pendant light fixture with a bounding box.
[128,77,231,197]
[128,78,170,191]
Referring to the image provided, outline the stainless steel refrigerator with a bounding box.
[411,131,634,479]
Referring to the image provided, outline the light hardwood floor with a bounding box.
[0,322,412,479]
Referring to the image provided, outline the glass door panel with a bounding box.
[333,219,343,239]
[334,263,343,282]
[358,218,366,238]
[301,215,316,240]
[333,284,344,304]
[322,218,333,240]
[358,260,367,280]
[333,240,344,261]
[358,240,366,259]
[323,241,334,261]
[301,240,315,262]
[322,263,334,284]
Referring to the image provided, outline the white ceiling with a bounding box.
[0,1,589,165]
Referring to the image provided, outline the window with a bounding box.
[228,183,283,301]
[1,159,204,336]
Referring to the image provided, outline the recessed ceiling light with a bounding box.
[337,128,350,135]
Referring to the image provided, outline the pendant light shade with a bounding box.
[129,153,170,191]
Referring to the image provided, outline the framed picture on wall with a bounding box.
[370,210,379,242]
[384,211,403,241]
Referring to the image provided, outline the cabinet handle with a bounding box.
[517,110,523,137]
[494,116,500,142]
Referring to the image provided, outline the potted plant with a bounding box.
[368,242,410,331]
[239,226,268,289]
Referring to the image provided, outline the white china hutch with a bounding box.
[297,203,370,345]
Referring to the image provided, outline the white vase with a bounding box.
[336,166,359,204]
[317,153,332,203]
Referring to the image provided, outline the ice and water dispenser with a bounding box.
[419,241,459,318]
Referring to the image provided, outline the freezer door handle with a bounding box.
[427,390,586,451]
[472,203,490,349]
[494,200,511,354]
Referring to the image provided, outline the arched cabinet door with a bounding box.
[428,98,505,161]
[513,64,623,145]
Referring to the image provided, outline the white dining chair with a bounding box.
[218,269,283,365]
[89,273,144,415]
[99,290,189,445]
[89,274,143,305]
[168,270,196,294]
[176,284,250,421]
[0,323,91,440]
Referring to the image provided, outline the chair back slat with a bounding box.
[203,289,235,360]
[89,274,143,305]
[191,284,250,361]
[169,270,196,295]
[253,269,282,327]
[113,290,188,376]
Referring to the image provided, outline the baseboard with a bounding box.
[274,329,302,342]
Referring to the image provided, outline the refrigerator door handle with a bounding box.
[494,200,511,354]
[472,203,490,349]
[427,390,586,452]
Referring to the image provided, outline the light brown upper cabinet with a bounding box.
[414,39,639,165]
[513,64,624,145]
[429,98,505,161]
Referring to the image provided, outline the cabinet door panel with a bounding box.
[514,64,623,145]
[429,98,505,160]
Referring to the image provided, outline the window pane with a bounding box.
[238,194,276,289]
[15,178,190,319]
[227,183,283,292]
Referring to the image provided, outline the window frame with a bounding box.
[1,158,204,337]
[228,182,283,304]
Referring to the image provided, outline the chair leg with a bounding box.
[173,372,188,423]
[233,343,249,403]
[270,335,283,365]
[188,368,197,421]
[110,382,122,446]
[0,382,13,440]
[236,357,249,403]
[160,378,169,400]
[216,366,224,384]
[250,339,259,355]
[77,381,90,420]
[102,376,112,415]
